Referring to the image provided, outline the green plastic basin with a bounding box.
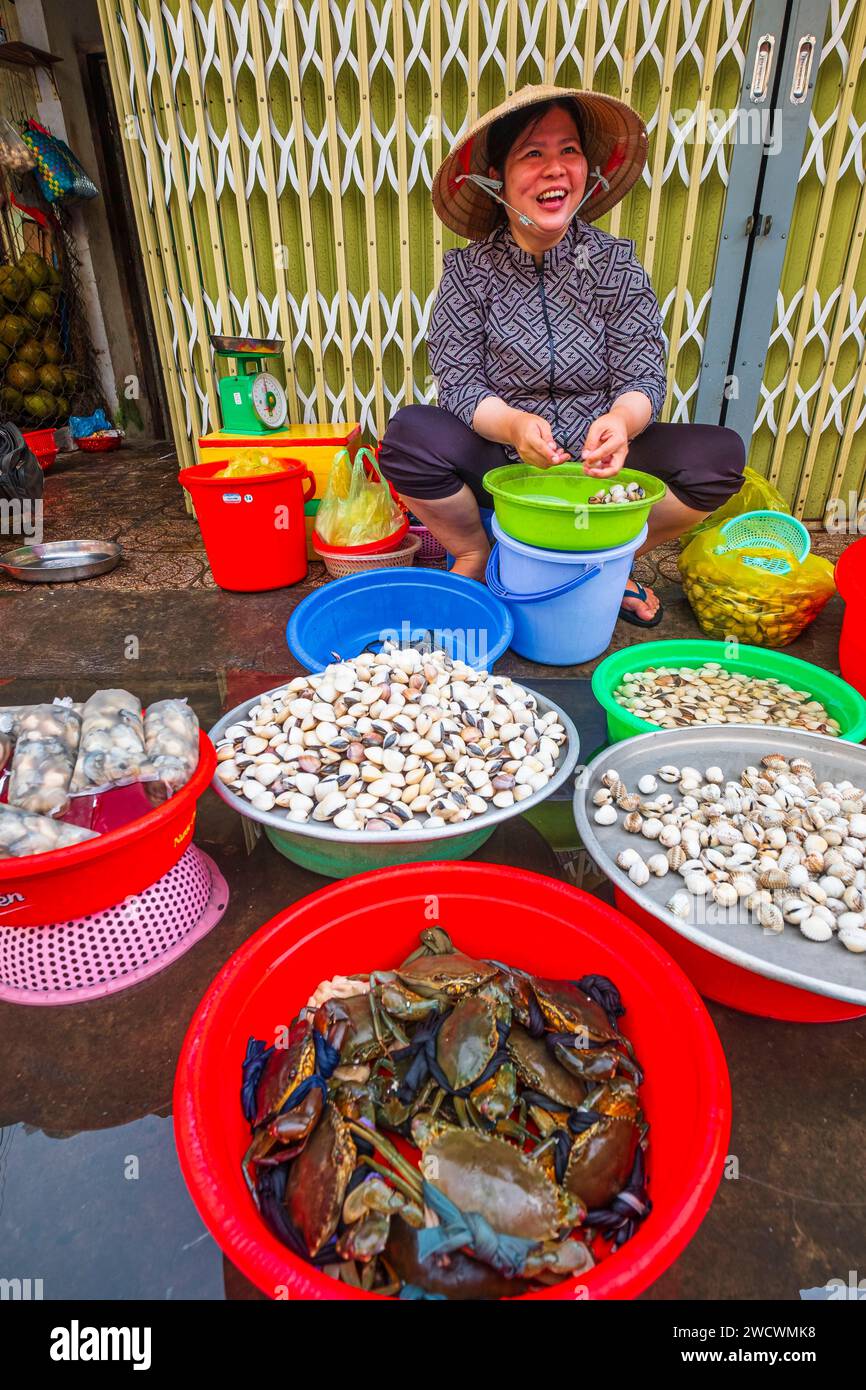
[592,639,866,745]
[263,822,495,878]
[483,462,666,552]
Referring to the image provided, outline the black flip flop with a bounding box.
[618,579,663,628]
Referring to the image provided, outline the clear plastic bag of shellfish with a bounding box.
[7,703,81,817]
[0,801,98,859]
[69,689,149,796]
[142,698,200,804]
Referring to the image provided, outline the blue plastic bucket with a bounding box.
[485,517,648,665]
[286,567,514,671]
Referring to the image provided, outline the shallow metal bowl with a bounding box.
[0,540,122,584]
[209,681,579,876]
[574,725,866,1008]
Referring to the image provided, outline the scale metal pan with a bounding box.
[210,335,284,357]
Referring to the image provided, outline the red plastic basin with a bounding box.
[0,732,216,927]
[174,863,731,1301]
[613,888,866,1024]
[835,538,866,699]
[23,427,57,472]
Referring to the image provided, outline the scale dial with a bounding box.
[250,372,288,429]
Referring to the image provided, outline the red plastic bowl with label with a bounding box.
[174,863,731,1301]
[0,732,216,927]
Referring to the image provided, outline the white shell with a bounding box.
[658,765,680,783]
[641,817,663,840]
[616,847,641,870]
[712,882,738,908]
[836,911,865,932]
[637,774,657,794]
[685,871,712,896]
[839,924,866,953]
[667,891,691,918]
[757,902,784,932]
[593,804,618,825]
[799,915,833,942]
[705,766,724,784]
[628,859,650,886]
[647,853,669,877]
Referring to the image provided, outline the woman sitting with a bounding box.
[379,84,745,627]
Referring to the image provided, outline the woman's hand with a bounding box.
[510,411,570,469]
[580,410,630,478]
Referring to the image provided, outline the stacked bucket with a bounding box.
[483,463,665,664]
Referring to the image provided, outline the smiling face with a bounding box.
[489,104,589,253]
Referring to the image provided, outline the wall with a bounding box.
[16,0,156,434]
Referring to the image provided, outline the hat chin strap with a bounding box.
[455,166,610,231]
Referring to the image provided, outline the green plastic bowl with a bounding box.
[592,640,866,745]
[483,462,666,552]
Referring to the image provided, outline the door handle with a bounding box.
[790,35,816,104]
[750,34,775,102]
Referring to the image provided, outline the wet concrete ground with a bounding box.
[0,443,863,1300]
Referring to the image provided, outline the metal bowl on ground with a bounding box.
[209,683,579,878]
[574,726,866,1022]
[0,539,122,583]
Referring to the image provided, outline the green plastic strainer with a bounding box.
[713,510,810,575]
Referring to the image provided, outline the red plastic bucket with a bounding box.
[613,888,866,1024]
[174,863,731,1301]
[0,733,216,927]
[180,458,315,591]
[835,539,866,698]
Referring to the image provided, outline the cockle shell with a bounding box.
[799,915,833,942]
[667,891,691,918]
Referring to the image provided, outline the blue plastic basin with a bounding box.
[286,568,514,671]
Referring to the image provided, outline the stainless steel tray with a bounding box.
[0,540,122,583]
[574,726,866,1007]
[210,681,579,848]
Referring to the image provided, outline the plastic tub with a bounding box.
[486,518,647,665]
[574,725,866,1022]
[209,688,576,877]
[483,462,665,551]
[174,862,731,1301]
[179,457,314,591]
[592,638,866,744]
[613,891,864,1023]
[0,732,216,927]
[23,427,56,472]
[311,511,409,557]
[286,567,513,672]
[313,531,420,579]
[835,538,866,697]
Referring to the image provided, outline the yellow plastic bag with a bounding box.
[681,466,788,545]
[315,446,403,548]
[679,523,836,647]
[212,449,289,479]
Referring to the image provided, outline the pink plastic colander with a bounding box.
[0,844,228,1005]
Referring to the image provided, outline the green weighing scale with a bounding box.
[211,335,289,434]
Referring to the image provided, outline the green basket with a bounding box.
[714,510,810,576]
[482,462,666,552]
[591,639,866,745]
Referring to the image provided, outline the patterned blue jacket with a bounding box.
[427,217,667,458]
